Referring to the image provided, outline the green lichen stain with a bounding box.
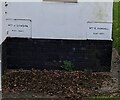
[96,8,104,20]
[95,3,108,21]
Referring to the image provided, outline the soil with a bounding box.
[2,48,120,99]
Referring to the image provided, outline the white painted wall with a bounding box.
[0,3,2,44]
[4,2,113,40]
[0,2,114,41]
[0,2,2,91]
[0,2,8,45]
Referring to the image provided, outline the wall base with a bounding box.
[2,37,112,72]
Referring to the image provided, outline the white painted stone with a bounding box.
[3,2,113,40]
[0,3,2,45]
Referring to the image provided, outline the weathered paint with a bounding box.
[2,2,113,40]
[0,3,2,45]
[96,3,112,22]
[0,2,8,45]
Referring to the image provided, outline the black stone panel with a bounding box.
[2,37,112,72]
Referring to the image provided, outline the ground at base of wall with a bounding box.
[2,69,120,99]
[2,48,120,99]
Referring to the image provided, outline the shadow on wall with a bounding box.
[0,45,1,91]
[0,45,1,60]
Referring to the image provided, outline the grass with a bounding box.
[113,2,120,54]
